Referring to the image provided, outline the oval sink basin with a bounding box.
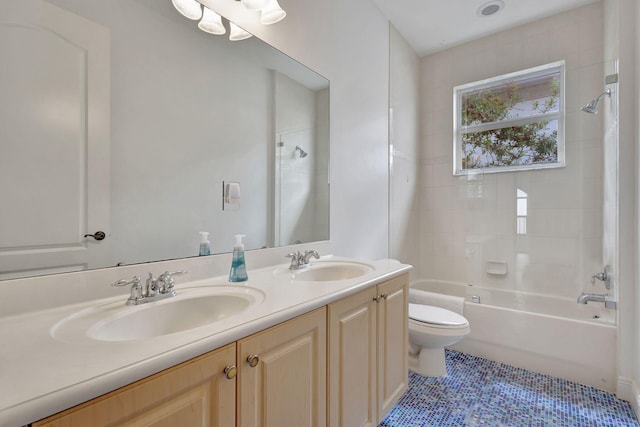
[52,286,264,343]
[90,294,249,341]
[278,261,374,282]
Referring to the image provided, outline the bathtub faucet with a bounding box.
[577,292,617,309]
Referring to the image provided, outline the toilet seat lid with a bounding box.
[408,304,468,327]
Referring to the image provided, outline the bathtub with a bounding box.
[412,280,617,392]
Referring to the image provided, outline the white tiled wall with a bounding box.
[419,3,608,299]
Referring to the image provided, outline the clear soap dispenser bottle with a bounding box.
[199,231,211,256]
[229,234,248,282]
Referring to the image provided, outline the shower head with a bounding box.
[580,88,612,114]
[295,146,308,158]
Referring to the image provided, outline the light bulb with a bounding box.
[241,0,270,10]
[260,0,286,25]
[229,22,253,41]
[171,0,202,20]
[198,7,226,35]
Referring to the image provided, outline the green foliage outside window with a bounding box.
[457,66,562,172]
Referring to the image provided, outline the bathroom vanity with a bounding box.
[0,253,409,427]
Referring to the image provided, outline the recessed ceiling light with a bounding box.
[477,0,505,17]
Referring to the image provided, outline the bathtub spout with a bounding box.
[577,292,605,304]
[577,292,617,309]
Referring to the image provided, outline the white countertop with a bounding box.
[0,256,410,427]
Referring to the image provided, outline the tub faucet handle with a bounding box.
[591,265,611,289]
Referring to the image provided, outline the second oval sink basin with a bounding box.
[277,260,374,282]
[51,286,264,343]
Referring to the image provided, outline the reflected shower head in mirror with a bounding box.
[295,146,308,158]
[581,88,612,114]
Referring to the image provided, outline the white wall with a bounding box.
[418,4,607,300]
[606,0,640,409]
[389,24,420,271]
[200,0,391,260]
[635,0,640,412]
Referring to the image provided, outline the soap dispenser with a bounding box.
[229,234,248,282]
[199,232,211,256]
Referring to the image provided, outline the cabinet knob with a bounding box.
[373,293,388,303]
[223,365,237,380]
[247,354,260,368]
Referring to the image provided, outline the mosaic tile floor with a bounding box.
[379,350,639,427]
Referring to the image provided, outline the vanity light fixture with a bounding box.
[198,7,226,35]
[172,0,203,20]
[260,0,286,25]
[241,0,270,10]
[171,0,287,41]
[229,21,253,41]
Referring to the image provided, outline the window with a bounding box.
[516,188,528,235]
[453,61,565,175]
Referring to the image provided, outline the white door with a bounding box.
[0,0,110,279]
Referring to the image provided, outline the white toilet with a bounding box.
[408,303,470,377]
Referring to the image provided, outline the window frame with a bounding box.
[453,60,566,175]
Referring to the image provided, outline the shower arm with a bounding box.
[581,88,612,114]
[593,89,612,104]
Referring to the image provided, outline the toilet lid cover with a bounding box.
[408,304,468,326]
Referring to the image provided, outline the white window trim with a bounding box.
[453,60,566,175]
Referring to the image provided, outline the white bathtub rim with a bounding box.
[412,278,610,304]
[411,279,616,326]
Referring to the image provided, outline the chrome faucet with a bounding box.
[286,250,320,270]
[113,270,187,305]
[577,292,617,309]
[303,250,320,264]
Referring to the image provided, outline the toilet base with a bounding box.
[408,347,448,377]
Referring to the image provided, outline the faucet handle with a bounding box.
[590,265,612,289]
[157,270,187,292]
[112,276,141,287]
[286,252,302,269]
[112,276,143,305]
[163,270,188,277]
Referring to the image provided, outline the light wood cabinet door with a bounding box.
[327,274,409,426]
[327,287,377,427]
[376,274,408,420]
[33,343,237,427]
[237,307,327,427]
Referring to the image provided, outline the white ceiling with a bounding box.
[370,0,599,56]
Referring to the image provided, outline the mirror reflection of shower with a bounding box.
[295,145,308,158]
[580,88,612,114]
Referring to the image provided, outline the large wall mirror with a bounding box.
[0,0,330,280]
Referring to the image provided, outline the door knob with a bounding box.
[84,231,106,241]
